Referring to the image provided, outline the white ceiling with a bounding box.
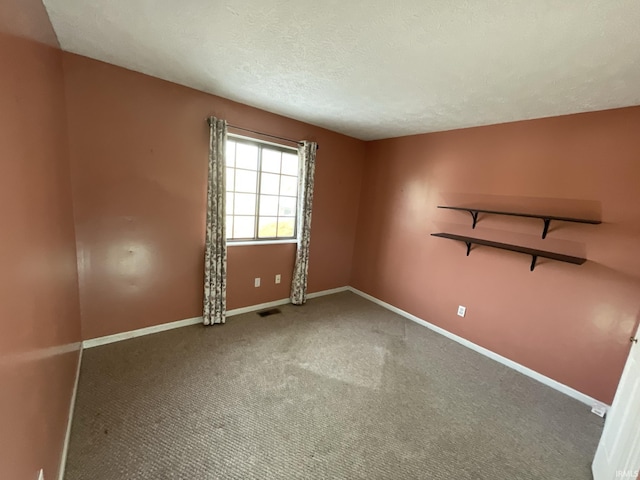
[43,0,640,140]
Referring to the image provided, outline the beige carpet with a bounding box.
[65,291,603,479]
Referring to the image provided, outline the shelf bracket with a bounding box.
[468,210,479,229]
[541,218,551,239]
[465,242,472,256]
[530,255,538,271]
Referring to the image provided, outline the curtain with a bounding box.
[290,141,318,305]
[203,117,227,325]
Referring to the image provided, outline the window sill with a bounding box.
[227,239,298,247]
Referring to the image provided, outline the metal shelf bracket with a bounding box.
[541,219,551,239]
[469,210,479,229]
[530,255,538,271]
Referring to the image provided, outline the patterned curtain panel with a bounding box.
[290,141,318,305]
[203,117,228,325]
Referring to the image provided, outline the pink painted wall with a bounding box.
[351,107,640,404]
[227,244,296,308]
[2,3,638,474]
[0,1,82,479]
[62,53,365,340]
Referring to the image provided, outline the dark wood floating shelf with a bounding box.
[437,205,601,239]
[431,233,586,271]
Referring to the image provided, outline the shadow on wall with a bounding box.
[581,261,640,337]
[577,261,640,398]
[433,194,603,262]
[429,193,639,402]
[440,193,602,221]
[432,221,589,261]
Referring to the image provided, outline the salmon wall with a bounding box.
[0,1,82,479]
[62,53,365,340]
[351,107,640,404]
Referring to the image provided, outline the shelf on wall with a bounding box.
[437,205,601,239]
[430,232,586,271]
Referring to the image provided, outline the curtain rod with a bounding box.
[229,124,304,146]
[206,118,319,149]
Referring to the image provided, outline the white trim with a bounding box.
[79,285,607,411]
[81,287,350,348]
[52,285,608,479]
[228,239,298,246]
[82,316,203,349]
[306,286,350,299]
[347,286,610,411]
[226,298,291,317]
[58,347,82,480]
[226,286,350,315]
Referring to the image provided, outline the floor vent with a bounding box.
[257,308,281,318]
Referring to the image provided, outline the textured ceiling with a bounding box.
[43,0,640,140]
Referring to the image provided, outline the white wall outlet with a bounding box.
[254,277,260,287]
[591,402,607,417]
[457,305,466,317]
[37,469,44,480]
[275,274,281,284]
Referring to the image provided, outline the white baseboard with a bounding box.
[306,286,349,299]
[226,298,290,317]
[347,286,609,411]
[79,286,603,412]
[81,286,349,349]
[58,347,82,480]
[226,286,350,315]
[82,316,203,349]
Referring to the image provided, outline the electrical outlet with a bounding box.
[457,305,466,317]
[275,274,281,284]
[591,402,607,417]
[37,469,44,480]
[254,277,260,287]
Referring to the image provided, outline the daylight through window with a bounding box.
[226,136,299,241]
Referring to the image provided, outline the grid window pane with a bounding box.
[233,216,255,238]
[226,168,234,190]
[278,196,296,216]
[235,169,258,193]
[261,172,280,195]
[259,195,279,216]
[236,143,258,170]
[277,218,295,237]
[225,216,233,238]
[233,193,256,215]
[262,149,281,173]
[226,192,234,214]
[280,175,298,196]
[226,137,299,241]
[226,141,236,167]
[281,153,298,175]
[258,217,278,238]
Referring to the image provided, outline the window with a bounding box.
[225,136,299,241]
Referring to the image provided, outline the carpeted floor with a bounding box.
[65,291,603,479]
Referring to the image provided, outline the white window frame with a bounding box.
[226,134,300,245]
